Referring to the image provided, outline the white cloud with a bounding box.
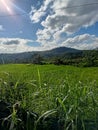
[30,0,98,50]
[61,34,98,50]
[0,34,98,53]
[37,28,53,42]
[29,0,53,23]
[41,0,98,34]
[36,33,98,50]
[0,25,4,31]
[0,38,42,53]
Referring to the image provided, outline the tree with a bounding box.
[32,54,43,64]
[83,50,98,67]
[53,57,64,65]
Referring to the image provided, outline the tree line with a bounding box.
[31,50,98,67]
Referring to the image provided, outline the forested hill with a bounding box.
[0,47,80,63]
[0,47,97,64]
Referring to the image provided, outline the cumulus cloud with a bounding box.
[42,0,98,34]
[61,34,98,50]
[36,33,98,50]
[29,0,98,50]
[41,0,98,36]
[0,38,42,53]
[0,34,98,53]
[29,0,53,23]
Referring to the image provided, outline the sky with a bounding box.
[0,0,98,53]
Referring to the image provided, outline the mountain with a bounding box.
[42,47,80,57]
[0,47,82,64]
[49,46,79,53]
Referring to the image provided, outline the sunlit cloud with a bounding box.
[0,38,41,53]
[61,34,98,50]
[30,0,53,23]
[0,34,98,53]
[30,0,98,50]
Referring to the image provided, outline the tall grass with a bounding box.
[0,64,98,129]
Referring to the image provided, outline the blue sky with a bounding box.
[0,0,98,53]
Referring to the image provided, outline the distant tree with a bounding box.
[83,50,98,66]
[32,54,43,64]
[53,57,64,65]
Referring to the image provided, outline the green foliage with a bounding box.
[0,64,98,129]
[81,50,97,66]
[32,54,44,64]
[53,58,64,65]
[49,50,98,67]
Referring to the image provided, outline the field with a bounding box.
[0,64,98,130]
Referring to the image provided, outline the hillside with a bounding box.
[0,47,81,64]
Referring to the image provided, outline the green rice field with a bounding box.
[0,64,98,130]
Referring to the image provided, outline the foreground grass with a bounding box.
[0,64,98,130]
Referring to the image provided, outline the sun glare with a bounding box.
[1,0,12,13]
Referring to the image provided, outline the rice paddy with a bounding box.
[0,64,98,130]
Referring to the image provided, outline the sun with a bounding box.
[0,0,12,13]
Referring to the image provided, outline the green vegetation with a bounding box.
[0,64,98,130]
[51,50,98,67]
[0,47,98,67]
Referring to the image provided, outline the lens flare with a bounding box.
[1,0,12,13]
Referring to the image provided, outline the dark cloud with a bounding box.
[3,40,19,45]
